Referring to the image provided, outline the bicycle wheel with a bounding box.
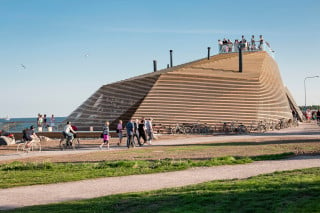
[192,128,200,134]
[17,143,27,153]
[32,142,41,152]
[258,125,266,133]
[73,138,80,149]
[238,125,247,134]
[184,127,191,134]
[60,138,66,150]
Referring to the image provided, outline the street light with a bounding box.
[304,75,319,109]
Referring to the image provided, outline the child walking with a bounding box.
[99,121,110,150]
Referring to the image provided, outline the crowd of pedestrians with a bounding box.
[99,117,154,150]
[304,109,320,123]
[218,35,272,53]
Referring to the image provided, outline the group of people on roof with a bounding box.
[218,35,270,53]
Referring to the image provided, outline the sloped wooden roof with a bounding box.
[66,51,295,130]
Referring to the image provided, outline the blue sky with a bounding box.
[1,0,320,118]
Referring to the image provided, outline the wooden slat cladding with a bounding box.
[133,52,292,127]
[66,75,161,130]
[66,51,294,130]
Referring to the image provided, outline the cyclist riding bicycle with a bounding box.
[23,125,39,150]
[62,121,77,146]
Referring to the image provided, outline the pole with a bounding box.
[238,45,242,73]
[170,50,173,67]
[207,47,211,60]
[304,76,319,110]
[304,78,307,109]
[153,60,157,72]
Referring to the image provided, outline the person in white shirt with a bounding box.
[63,121,76,141]
[145,118,153,145]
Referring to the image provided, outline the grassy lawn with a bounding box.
[6,168,320,213]
[0,153,293,189]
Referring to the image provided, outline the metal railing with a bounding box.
[0,120,66,133]
[218,42,275,58]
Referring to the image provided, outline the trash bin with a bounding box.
[48,126,52,132]
[90,126,93,132]
[38,127,43,132]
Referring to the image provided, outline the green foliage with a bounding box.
[7,168,320,213]
[0,155,286,188]
[250,152,295,161]
[299,105,320,111]
[0,161,54,171]
[0,153,293,189]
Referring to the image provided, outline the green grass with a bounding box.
[0,153,294,189]
[5,168,320,213]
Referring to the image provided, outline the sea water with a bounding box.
[0,117,66,132]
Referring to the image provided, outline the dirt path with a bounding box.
[0,155,319,210]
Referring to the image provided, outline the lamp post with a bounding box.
[304,75,319,110]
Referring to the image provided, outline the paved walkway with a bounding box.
[1,122,320,162]
[0,155,319,210]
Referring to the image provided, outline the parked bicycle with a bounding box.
[170,123,191,134]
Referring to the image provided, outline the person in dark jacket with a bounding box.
[126,119,134,148]
[138,119,147,144]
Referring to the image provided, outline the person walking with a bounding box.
[99,121,110,150]
[317,109,320,124]
[145,118,154,145]
[138,119,147,144]
[116,120,123,146]
[126,119,134,148]
[133,119,142,146]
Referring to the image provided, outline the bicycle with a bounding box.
[170,124,190,134]
[17,138,41,153]
[237,123,248,134]
[256,120,267,133]
[59,134,80,150]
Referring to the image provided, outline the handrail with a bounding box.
[218,42,275,58]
